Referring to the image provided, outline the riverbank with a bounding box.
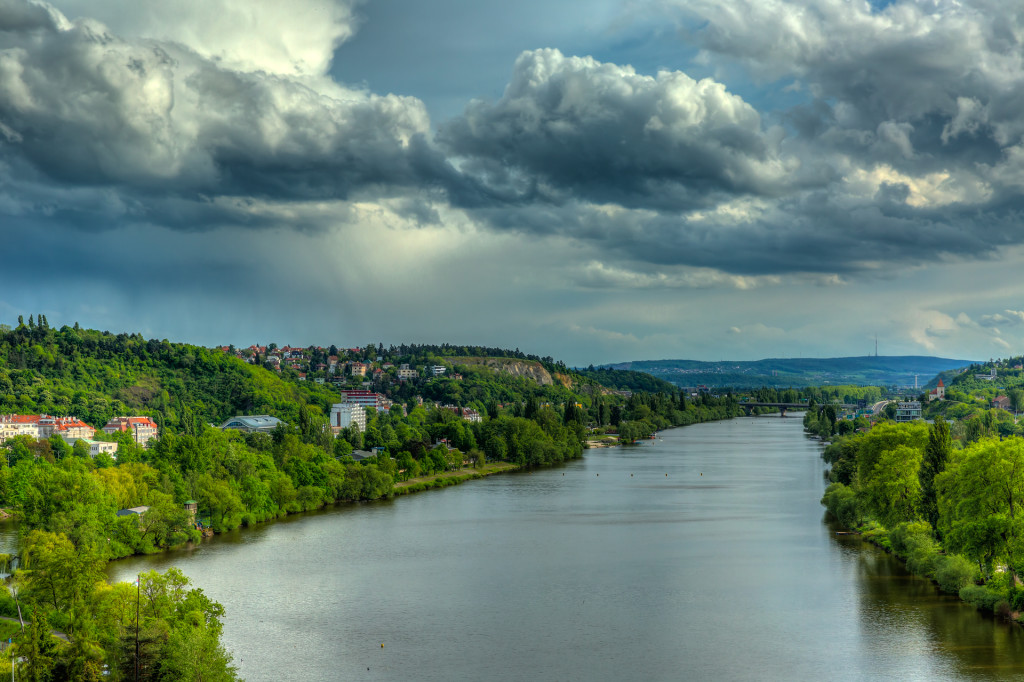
[107,415,1024,681]
[815,420,1024,625]
[393,462,520,495]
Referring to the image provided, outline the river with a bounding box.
[105,417,1024,681]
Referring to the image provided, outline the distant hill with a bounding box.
[605,356,975,389]
[572,366,679,394]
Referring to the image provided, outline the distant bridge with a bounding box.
[740,402,857,417]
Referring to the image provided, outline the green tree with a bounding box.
[919,417,951,534]
[939,437,1024,583]
[160,611,238,681]
[862,444,923,528]
[19,614,57,682]
[1011,389,1024,416]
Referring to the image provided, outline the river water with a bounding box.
[106,417,1024,681]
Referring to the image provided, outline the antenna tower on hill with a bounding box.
[875,335,878,357]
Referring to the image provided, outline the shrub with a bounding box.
[933,554,980,594]
[889,521,933,557]
[960,584,1004,613]
[1011,588,1024,613]
[821,483,862,529]
[860,522,890,550]
[0,592,18,619]
[905,540,939,576]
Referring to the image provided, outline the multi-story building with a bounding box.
[397,364,418,380]
[339,390,387,410]
[46,416,94,440]
[429,365,447,376]
[0,414,95,444]
[330,403,367,433]
[350,362,368,377]
[895,401,922,422]
[102,416,160,447]
[0,415,42,442]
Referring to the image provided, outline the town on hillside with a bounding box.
[0,413,158,455]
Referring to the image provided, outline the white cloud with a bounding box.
[49,0,359,77]
[977,309,1024,328]
[842,164,992,208]
[571,261,780,290]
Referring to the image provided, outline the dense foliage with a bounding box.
[572,366,679,393]
[0,544,238,681]
[0,320,337,432]
[0,319,752,677]
[819,418,1024,619]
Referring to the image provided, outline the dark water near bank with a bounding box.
[107,417,1024,680]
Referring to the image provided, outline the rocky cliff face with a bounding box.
[458,358,555,386]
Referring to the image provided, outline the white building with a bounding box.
[63,437,119,457]
[429,365,447,376]
[0,414,93,443]
[102,416,159,447]
[330,403,367,433]
[895,401,922,422]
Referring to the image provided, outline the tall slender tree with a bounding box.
[920,416,951,533]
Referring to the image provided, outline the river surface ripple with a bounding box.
[108,417,1024,681]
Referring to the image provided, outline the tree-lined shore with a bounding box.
[0,319,748,678]
[820,414,1024,620]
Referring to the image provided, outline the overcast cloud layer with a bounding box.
[3,0,1024,364]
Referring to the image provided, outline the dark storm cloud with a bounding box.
[9,0,1024,283]
[428,2,1024,277]
[440,48,796,211]
[0,0,451,227]
[467,186,1019,277]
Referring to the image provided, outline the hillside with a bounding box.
[608,355,974,388]
[0,323,679,434]
[0,321,338,431]
[572,366,679,393]
[453,357,556,386]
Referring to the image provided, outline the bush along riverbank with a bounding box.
[820,417,1024,621]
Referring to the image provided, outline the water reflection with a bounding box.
[846,536,1024,680]
[100,418,1024,681]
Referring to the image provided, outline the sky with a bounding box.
[3,0,1024,366]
